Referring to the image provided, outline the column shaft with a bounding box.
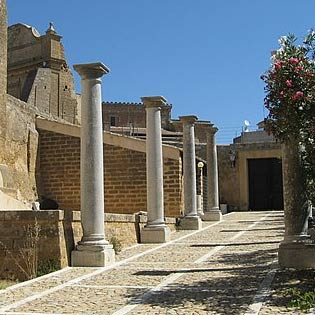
[207,131,219,210]
[197,162,204,216]
[281,138,309,240]
[183,121,197,216]
[80,77,105,242]
[140,96,170,243]
[278,136,315,269]
[71,63,115,267]
[178,116,202,230]
[146,106,164,226]
[202,126,222,221]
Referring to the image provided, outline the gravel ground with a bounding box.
[0,211,312,315]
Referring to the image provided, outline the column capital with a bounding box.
[206,124,218,135]
[179,115,198,124]
[141,96,167,108]
[74,62,110,79]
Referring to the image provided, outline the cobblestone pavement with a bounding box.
[0,211,311,315]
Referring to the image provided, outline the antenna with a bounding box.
[244,120,250,132]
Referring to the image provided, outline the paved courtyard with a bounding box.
[0,211,312,315]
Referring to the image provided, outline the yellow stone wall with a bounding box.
[0,0,7,149]
[218,143,282,210]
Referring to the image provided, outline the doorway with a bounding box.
[248,158,283,210]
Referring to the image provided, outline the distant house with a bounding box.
[217,121,283,211]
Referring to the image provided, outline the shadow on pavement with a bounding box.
[123,247,283,314]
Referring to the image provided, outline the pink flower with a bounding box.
[274,62,282,70]
[289,57,299,64]
[295,66,303,72]
[292,91,304,101]
[285,80,292,87]
[279,91,284,98]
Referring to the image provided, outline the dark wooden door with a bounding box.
[248,158,283,210]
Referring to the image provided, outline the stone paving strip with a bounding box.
[0,219,223,314]
[111,213,276,315]
[124,213,281,315]
[0,211,302,315]
[0,267,100,308]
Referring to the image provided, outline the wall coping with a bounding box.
[36,117,180,160]
[0,210,177,224]
[0,210,64,221]
[70,211,176,224]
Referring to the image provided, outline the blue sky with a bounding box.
[6,1,315,143]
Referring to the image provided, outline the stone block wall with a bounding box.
[0,0,7,146]
[8,66,78,125]
[163,158,183,216]
[37,130,80,211]
[0,210,65,280]
[217,145,240,208]
[104,144,147,214]
[102,102,172,130]
[0,96,38,205]
[7,23,78,124]
[0,1,39,206]
[0,210,176,280]
[37,129,183,217]
[217,142,282,210]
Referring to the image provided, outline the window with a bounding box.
[110,116,118,126]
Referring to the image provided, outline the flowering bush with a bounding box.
[261,31,315,203]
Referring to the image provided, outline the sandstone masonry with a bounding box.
[7,23,78,124]
[0,0,6,145]
[37,122,183,217]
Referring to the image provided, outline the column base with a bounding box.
[278,241,315,269]
[202,210,222,221]
[71,244,115,267]
[178,216,202,230]
[140,225,171,243]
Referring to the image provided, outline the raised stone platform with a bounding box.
[278,241,315,269]
[178,215,202,230]
[202,210,222,221]
[140,225,171,243]
[71,245,115,267]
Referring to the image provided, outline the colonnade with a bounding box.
[70,63,221,266]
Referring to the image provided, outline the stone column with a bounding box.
[278,137,315,268]
[71,62,115,267]
[197,161,204,216]
[178,116,202,230]
[202,125,222,221]
[140,96,171,243]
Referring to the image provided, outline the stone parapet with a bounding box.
[0,209,177,279]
